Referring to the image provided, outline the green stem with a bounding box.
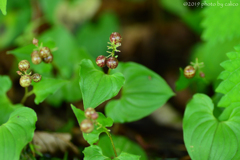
[96,122,117,157]
[108,68,111,75]
[104,128,118,157]
[21,88,34,104]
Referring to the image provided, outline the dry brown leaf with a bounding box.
[32,131,80,156]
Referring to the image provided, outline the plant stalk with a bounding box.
[21,87,34,104]
[105,130,118,157]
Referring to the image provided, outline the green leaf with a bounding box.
[0,0,7,15]
[83,145,111,160]
[98,135,146,160]
[202,0,240,44]
[71,104,113,145]
[105,62,174,123]
[175,68,208,92]
[0,107,37,160]
[216,46,240,107]
[113,152,141,160]
[76,12,120,58]
[183,93,240,160]
[79,59,125,109]
[32,77,67,104]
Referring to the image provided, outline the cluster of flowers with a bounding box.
[183,59,205,79]
[31,38,53,64]
[95,32,122,69]
[80,108,99,133]
[17,60,42,87]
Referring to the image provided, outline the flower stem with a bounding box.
[104,129,118,157]
[107,68,111,75]
[21,87,34,104]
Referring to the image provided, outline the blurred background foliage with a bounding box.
[1,0,239,159]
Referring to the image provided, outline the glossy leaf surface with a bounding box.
[32,77,67,104]
[105,62,174,123]
[0,107,37,160]
[183,94,240,160]
[79,59,124,109]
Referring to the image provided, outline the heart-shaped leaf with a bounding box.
[32,77,67,104]
[71,104,113,145]
[98,135,146,160]
[79,59,125,109]
[216,46,240,107]
[183,93,240,160]
[105,62,174,123]
[0,107,37,160]
[83,145,111,160]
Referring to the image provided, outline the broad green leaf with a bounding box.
[32,77,67,104]
[0,0,7,15]
[0,107,37,160]
[113,152,141,160]
[216,46,240,107]
[105,62,174,123]
[76,12,120,58]
[202,0,240,44]
[175,68,208,92]
[71,104,113,145]
[83,145,111,160]
[79,59,125,109]
[98,135,146,160]
[183,94,240,160]
[191,38,240,81]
